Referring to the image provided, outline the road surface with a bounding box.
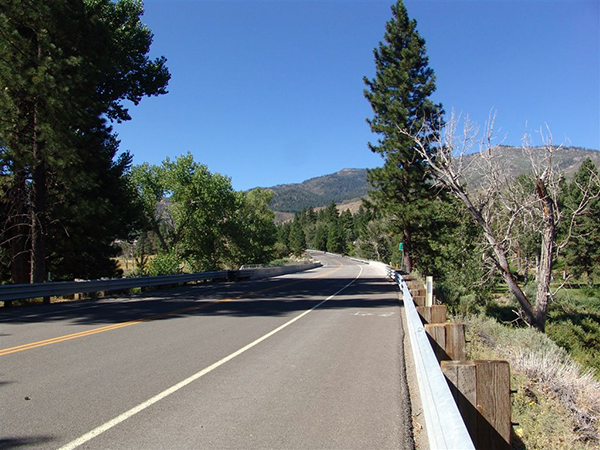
[1,253,413,449]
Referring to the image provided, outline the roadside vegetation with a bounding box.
[2,1,599,446]
[464,314,600,449]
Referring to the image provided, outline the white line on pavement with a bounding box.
[58,265,362,450]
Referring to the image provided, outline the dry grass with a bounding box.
[462,315,600,449]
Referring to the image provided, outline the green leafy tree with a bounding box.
[129,162,171,253]
[146,250,182,276]
[132,154,279,271]
[161,154,238,271]
[363,0,444,273]
[355,216,393,263]
[228,188,277,267]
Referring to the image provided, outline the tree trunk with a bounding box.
[7,172,30,284]
[458,190,539,328]
[30,161,47,283]
[29,99,47,284]
[10,220,29,284]
[533,178,556,332]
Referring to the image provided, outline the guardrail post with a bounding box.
[446,323,467,361]
[441,360,477,443]
[441,360,511,450]
[475,360,511,450]
[425,323,447,361]
[425,323,466,361]
[416,305,447,324]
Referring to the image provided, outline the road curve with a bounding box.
[0,253,413,449]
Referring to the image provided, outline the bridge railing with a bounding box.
[0,264,321,307]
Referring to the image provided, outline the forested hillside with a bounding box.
[462,145,600,187]
[265,168,369,213]
[264,147,599,216]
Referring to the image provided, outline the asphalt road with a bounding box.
[0,253,413,449]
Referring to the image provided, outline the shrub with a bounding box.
[145,252,183,276]
[463,315,600,449]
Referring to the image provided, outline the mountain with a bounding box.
[264,168,370,214]
[262,147,599,219]
[461,146,600,187]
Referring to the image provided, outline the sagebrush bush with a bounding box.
[463,315,600,449]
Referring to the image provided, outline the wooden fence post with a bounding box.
[425,323,447,361]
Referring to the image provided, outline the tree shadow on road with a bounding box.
[0,272,402,328]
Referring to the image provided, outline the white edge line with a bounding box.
[58,265,363,450]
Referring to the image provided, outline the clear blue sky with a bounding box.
[114,0,600,191]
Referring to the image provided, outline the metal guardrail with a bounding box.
[0,264,321,305]
[387,267,475,450]
[0,271,231,304]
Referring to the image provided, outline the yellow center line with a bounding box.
[0,262,345,357]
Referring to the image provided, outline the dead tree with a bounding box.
[403,112,600,331]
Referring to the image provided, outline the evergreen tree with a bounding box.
[48,130,144,280]
[326,221,345,254]
[0,0,170,282]
[339,209,356,250]
[275,222,292,257]
[562,158,600,284]
[313,223,328,251]
[289,217,306,256]
[363,0,444,272]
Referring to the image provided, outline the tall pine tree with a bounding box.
[0,0,169,283]
[363,0,443,272]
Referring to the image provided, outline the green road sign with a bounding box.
[399,242,403,251]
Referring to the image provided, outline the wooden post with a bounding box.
[425,323,447,361]
[441,360,511,450]
[417,305,447,324]
[475,360,511,450]
[411,287,425,297]
[445,323,467,361]
[425,323,466,361]
[413,295,425,307]
[441,360,477,443]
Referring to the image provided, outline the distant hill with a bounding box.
[263,147,599,219]
[264,168,370,214]
[462,146,600,187]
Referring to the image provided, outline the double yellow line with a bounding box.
[0,300,230,357]
[1,262,344,357]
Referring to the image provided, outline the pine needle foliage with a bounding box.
[363,0,444,272]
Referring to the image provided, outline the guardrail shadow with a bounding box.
[445,377,524,450]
